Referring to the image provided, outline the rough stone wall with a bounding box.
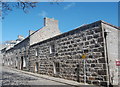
[2,20,119,86]
[3,48,14,67]
[3,38,30,71]
[29,21,107,86]
[13,38,30,70]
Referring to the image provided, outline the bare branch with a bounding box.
[1,1,61,19]
[2,2,37,18]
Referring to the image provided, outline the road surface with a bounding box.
[1,66,73,86]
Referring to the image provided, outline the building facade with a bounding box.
[1,18,120,86]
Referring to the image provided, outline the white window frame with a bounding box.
[50,43,55,54]
[35,48,39,56]
[53,62,60,74]
[23,57,26,68]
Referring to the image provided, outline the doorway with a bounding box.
[15,57,18,68]
[20,56,23,70]
[76,64,80,82]
[35,62,39,73]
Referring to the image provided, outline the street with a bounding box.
[1,66,73,86]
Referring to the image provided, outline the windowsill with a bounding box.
[49,53,55,56]
[53,72,60,77]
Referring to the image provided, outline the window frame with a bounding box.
[53,62,60,74]
[35,48,39,56]
[50,43,55,54]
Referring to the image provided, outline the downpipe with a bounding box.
[104,30,113,87]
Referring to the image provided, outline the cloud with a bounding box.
[38,10,47,18]
[64,3,76,10]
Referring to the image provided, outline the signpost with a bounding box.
[82,54,86,59]
[116,61,120,66]
[82,54,86,84]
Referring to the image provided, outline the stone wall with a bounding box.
[2,20,119,86]
[29,21,107,86]
[3,37,30,70]
[14,37,30,70]
[3,48,14,67]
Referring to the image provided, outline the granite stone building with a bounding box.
[1,18,120,86]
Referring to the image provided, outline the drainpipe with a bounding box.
[104,30,111,87]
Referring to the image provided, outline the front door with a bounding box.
[76,64,80,82]
[21,56,23,70]
[35,62,39,73]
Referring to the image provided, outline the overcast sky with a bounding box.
[2,2,118,42]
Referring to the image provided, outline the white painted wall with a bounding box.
[102,23,119,85]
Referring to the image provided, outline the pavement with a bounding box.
[2,66,96,87]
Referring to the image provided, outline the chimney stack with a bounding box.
[44,17,58,26]
[29,30,35,35]
[18,35,24,40]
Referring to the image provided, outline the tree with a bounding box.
[0,0,61,19]
[1,2,37,19]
